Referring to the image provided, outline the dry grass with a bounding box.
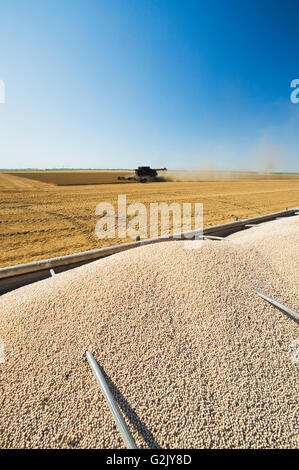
[0,171,298,267]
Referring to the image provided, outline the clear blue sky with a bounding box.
[0,0,298,171]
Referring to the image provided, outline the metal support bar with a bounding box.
[255,290,299,321]
[86,351,137,449]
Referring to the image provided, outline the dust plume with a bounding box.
[165,170,240,181]
[255,137,285,174]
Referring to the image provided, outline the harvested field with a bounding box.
[0,216,298,449]
[0,171,299,267]
[6,170,132,186]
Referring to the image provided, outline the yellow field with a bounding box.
[0,171,298,267]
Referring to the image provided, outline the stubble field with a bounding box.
[0,170,298,267]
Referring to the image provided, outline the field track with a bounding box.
[0,171,298,267]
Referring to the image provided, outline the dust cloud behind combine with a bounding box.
[164,169,297,181]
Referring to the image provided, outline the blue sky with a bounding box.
[0,0,298,171]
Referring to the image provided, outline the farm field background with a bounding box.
[0,170,299,267]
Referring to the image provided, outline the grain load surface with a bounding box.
[0,217,298,449]
[228,215,299,290]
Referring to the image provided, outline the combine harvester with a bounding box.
[118,166,167,183]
